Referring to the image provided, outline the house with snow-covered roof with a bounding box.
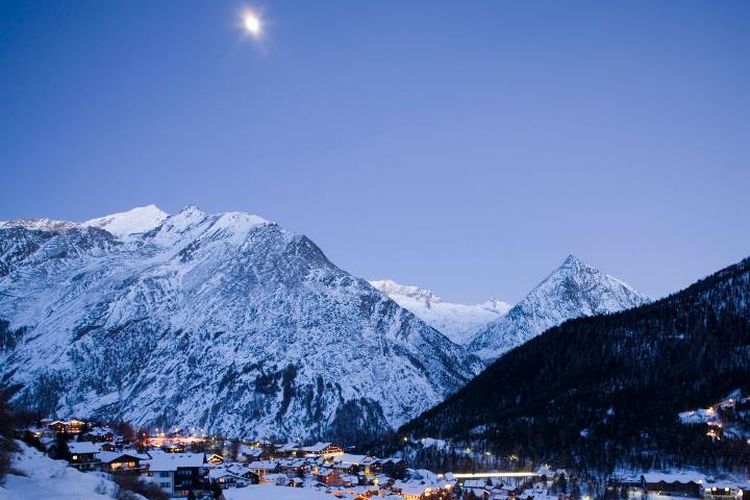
[315,466,342,486]
[300,441,343,458]
[142,451,207,498]
[96,450,148,473]
[68,441,100,471]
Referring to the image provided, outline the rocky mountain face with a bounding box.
[369,279,510,345]
[0,205,484,444]
[468,255,651,361]
[399,256,750,470]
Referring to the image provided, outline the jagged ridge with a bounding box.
[0,206,484,444]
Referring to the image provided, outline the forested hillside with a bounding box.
[399,257,750,471]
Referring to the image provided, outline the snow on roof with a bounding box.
[241,446,263,457]
[335,453,375,465]
[227,463,252,476]
[144,451,205,471]
[68,442,99,454]
[278,443,300,452]
[208,468,235,480]
[301,442,333,453]
[393,480,431,494]
[86,426,114,436]
[97,451,147,464]
[317,468,336,477]
[620,471,708,484]
[247,460,279,471]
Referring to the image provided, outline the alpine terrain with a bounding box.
[400,256,750,471]
[0,205,484,444]
[469,255,651,361]
[369,279,510,345]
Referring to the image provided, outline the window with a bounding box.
[159,471,170,477]
[159,482,170,489]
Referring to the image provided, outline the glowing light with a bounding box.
[242,9,263,38]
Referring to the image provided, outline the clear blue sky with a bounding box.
[1,1,748,303]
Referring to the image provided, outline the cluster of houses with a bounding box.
[26,419,749,499]
[22,419,456,499]
[606,471,749,499]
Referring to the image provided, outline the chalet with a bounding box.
[276,443,301,458]
[278,458,309,477]
[378,457,406,479]
[332,453,377,475]
[246,460,280,480]
[82,426,115,442]
[316,467,342,486]
[162,442,186,454]
[392,481,432,500]
[48,419,87,434]
[143,451,207,498]
[461,479,489,500]
[287,477,304,488]
[239,445,265,462]
[207,468,240,489]
[47,420,68,434]
[97,451,147,473]
[68,441,100,471]
[206,453,224,465]
[301,442,343,458]
[97,442,117,452]
[39,435,56,451]
[705,485,738,499]
[340,473,359,487]
[646,479,703,498]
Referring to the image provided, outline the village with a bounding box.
[7,418,749,500]
[8,417,566,499]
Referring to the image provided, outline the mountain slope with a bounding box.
[400,256,750,469]
[0,206,483,444]
[369,279,510,344]
[468,255,650,361]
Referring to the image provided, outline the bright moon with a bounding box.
[242,10,263,38]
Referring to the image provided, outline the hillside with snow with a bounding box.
[0,442,123,500]
[0,205,484,444]
[469,255,651,361]
[369,279,510,344]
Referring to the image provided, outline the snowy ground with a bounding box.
[0,442,126,500]
[224,485,339,500]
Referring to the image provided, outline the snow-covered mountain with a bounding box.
[468,255,650,361]
[369,279,510,345]
[0,205,484,444]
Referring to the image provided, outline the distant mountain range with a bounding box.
[373,256,650,361]
[368,279,510,345]
[399,256,750,470]
[0,204,672,449]
[0,205,483,444]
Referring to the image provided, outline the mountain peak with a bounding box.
[370,279,511,345]
[560,253,584,269]
[469,256,650,361]
[83,205,168,237]
[370,279,443,304]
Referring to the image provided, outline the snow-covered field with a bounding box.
[0,442,125,500]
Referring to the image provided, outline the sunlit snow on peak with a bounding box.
[83,205,168,237]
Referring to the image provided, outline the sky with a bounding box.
[1,1,749,304]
